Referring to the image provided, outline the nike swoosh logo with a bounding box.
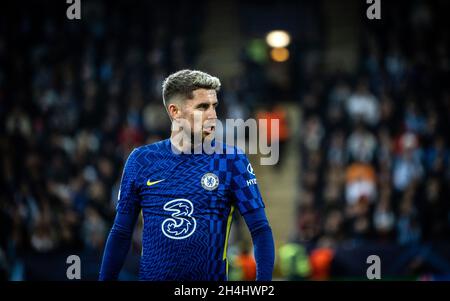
[147,179,165,186]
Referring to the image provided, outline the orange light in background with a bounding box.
[270,47,290,62]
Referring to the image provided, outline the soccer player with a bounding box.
[99,70,275,281]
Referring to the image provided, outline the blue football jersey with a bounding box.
[117,138,265,280]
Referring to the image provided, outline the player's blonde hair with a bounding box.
[162,69,221,107]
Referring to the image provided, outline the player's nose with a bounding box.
[206,106,217,120]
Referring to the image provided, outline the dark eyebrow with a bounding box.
[194,101,210,108]
[195,100,218,108]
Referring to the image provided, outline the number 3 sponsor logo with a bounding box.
[162,199,197,239]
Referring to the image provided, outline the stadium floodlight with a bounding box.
[265,30,291,48]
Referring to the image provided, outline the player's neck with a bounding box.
[169,132,204,154]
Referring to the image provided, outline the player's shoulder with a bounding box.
[129,139,170,158]
[214,142,254,175]
[214,140,247,158]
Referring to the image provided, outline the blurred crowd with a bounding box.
[0,0,207,280]
[289,0,450,280]
[0,0,278,280]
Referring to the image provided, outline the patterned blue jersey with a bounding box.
[117,138,265,280]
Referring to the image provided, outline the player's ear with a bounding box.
[167,103,181,119]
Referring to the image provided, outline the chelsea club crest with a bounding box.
[201,173,219,191]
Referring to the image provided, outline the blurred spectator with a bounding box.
[302,115,324,153]
[346,124,377,163]
[424,136,449,175]
[233,245,257,281]
[309,246,334,281]
[373,197,396,241]
[82,206,107,252]
[345,80,380,126]
[327,130,346,167]
[404,101,427,134]
[393,133,424,192]
[256,103,290,170]
[397,188,422,246]
[278,242,311,280]
[345,163,376,205]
